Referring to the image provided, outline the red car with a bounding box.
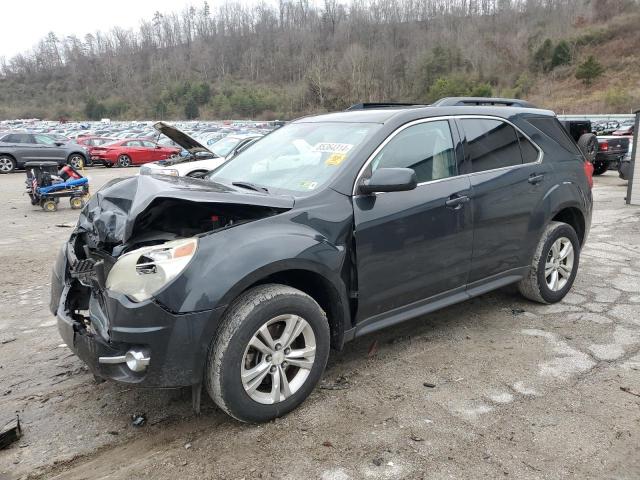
[91,139,180,167]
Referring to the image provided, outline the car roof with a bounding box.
[294,105,556,125]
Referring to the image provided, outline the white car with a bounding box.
[140,123,262,178]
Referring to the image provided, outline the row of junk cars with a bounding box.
[0,119,283,175]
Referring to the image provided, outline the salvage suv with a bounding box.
[51,98,593,422]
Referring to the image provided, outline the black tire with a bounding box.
[206,284,330,423]
[0,155,16,174]
[117,155,131,168]
[592,160,608,176]
[518,221,580,304]
[68,154,85,169]
[577,133,597,163]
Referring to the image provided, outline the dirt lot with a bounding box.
[0,167,639,480]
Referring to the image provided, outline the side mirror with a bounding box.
[155,145,161,149]
[358,167,417,195]
[55,141,65,146]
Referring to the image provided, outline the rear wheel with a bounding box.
[518,221,580,304]
[117,155,131,167]
[68,154,84,169]
[577,133,597,163]
[206,284,330,423]
[0,155,16,174]
[592,160,608,176]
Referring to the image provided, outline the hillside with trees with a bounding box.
[0,0,639,120]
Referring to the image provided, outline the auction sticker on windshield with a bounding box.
[325,153,347,166]
[313,143,353,154]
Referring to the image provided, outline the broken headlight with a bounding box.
[106,238,198,302]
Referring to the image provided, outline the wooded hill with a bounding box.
[1,0,639,120]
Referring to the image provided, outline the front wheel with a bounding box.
[518,221,580,304]
[206,284,330,423]
[117,154,132,167]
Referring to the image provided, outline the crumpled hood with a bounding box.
[77,174,294,247]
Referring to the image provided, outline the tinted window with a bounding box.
[527,117,582,155]
[462,119,521,173]
[3,133,32,143]
[518,133,539,164]
[34,134,56,145]
[371,120,457,183]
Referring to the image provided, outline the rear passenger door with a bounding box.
[457,117,545,284]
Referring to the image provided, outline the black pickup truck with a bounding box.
[595,136,632,175]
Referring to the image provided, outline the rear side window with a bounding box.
[3,133,32,143]
[461,119,521,173]
[518,133,540,164]
[527,117,582,156]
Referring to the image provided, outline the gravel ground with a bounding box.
[0,167,639,480]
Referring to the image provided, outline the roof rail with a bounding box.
[431,97,537,108]
[346,102,428,111]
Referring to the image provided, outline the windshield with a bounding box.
[210,137,243,157]
[207,122,379,193]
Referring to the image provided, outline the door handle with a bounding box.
[528,173,545,184]
[445,194,470,209]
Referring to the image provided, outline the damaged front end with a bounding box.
[50,174,293,387]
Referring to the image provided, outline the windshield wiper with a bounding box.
[232,181,269,193]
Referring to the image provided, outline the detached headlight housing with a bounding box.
[106,238,198,302]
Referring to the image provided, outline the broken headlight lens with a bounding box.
[106,238,198,302]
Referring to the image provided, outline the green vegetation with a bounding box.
[575,56,604,86]
[0,0,637,119]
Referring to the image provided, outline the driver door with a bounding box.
[353,119,473,322]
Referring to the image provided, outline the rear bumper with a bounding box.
[51,245,224,387]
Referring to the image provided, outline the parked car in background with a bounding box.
[612,124,634,136]
[594,136,632,175]
[0,132,88,173]
[142,123,263,177]
[618,144,634,181]
[90,139,180,167]
[209,134,263,159]
[74,137,115,166]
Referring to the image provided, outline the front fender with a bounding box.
[154,219,349,314]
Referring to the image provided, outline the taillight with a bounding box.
[599,141,608,151]
[584,161,594,189]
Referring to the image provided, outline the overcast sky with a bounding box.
[0,0,212,59]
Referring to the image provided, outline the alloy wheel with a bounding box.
[118,155,131,167]
[545,237,574,291]
[241,314,316,405]
[0,157,14,173]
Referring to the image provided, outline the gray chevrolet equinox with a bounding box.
[51,98,593,422]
